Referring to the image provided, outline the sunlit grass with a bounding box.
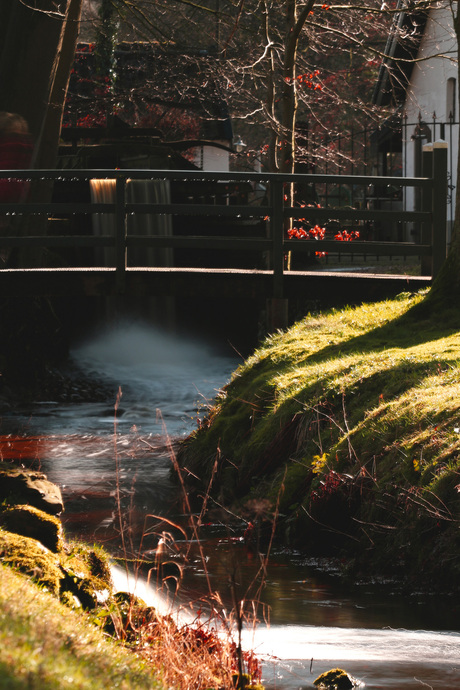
[220,289,460,475]
[0,564,163,690]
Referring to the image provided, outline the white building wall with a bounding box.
[403,4,458,243]
[193,141,230,171]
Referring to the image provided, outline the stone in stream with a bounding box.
[313,668,359,689]
[0,461,116,612]
[0,462,64,514]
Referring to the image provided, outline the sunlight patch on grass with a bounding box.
[0,565,163,690]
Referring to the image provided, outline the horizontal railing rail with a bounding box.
[0,155,447,298]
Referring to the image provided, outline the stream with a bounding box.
[1,320,460,689]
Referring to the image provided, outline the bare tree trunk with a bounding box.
[0,1,66,142]
[0,0,83,266]
[263,1,279,173]
[34,0,84,170]
[279,0,298,176]
[276,0,315,268]
[279,0,315,175]
[19,0,84,267]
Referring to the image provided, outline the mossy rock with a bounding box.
[0,458,116,612]
[314,668,357,689]
[0,504,63,552]
[231,673,264,689]
[0,462,64,515]
[60,589,83,609]
[63,541,113,589]
[0,528,62,595]
[60,569,111,610]
[0,526,114,609]
[60,544,113,610]
[103,591,158,639]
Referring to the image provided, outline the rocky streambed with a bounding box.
[0,461,113,606]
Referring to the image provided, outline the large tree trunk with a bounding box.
[0,0,83,266]
[0,0,82,168]
[263,1,279,173]
[0,1,66,143]
[34,0,83,170]
[276,0,315,266]
[279,0,299,176]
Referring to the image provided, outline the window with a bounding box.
[447,77,456,120]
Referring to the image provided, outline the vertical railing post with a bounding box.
[421,143,433,276]
[270,176,284,299]
[432,140,448,278]
[115,174,127,293]
[266,175,288,332]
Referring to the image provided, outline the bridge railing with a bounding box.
[0,143,447,297]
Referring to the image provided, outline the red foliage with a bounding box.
[312,470,343,501]
[287,224,325,240]
[334,230,360,241]
[296,70,322,91]
[171,623,263,685]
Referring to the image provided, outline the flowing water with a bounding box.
[1,321,460,690]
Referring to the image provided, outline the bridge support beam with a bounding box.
[266,297,289,332]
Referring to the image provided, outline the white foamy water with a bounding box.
[110,564,193,622]
[244,624,460,663]
[110,563,460,667]
[69,321,239,437]
[108,563,460,690]
[242,625,460,689]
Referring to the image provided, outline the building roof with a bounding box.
[372,1,429,108]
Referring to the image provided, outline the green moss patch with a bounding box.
[314,668,357,689]
[0,523,114,608]
[0,504,63,552]
[0,529,62,596]
[59,542,113,610]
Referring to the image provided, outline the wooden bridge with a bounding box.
[0,143,447,327]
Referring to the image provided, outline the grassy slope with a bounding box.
[0,564,164,690]
[179,290,460,590]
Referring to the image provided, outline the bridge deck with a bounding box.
[0,266,431,305]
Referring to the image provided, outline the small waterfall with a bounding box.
[126,179,173,267]
[110,564,190,622]
[89,177,173,268]
[89,176,175,325]
[89,178,117,266]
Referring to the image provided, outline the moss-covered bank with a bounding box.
[178,289,460,592]
[0,460,265,689]
[0,462,165,689]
